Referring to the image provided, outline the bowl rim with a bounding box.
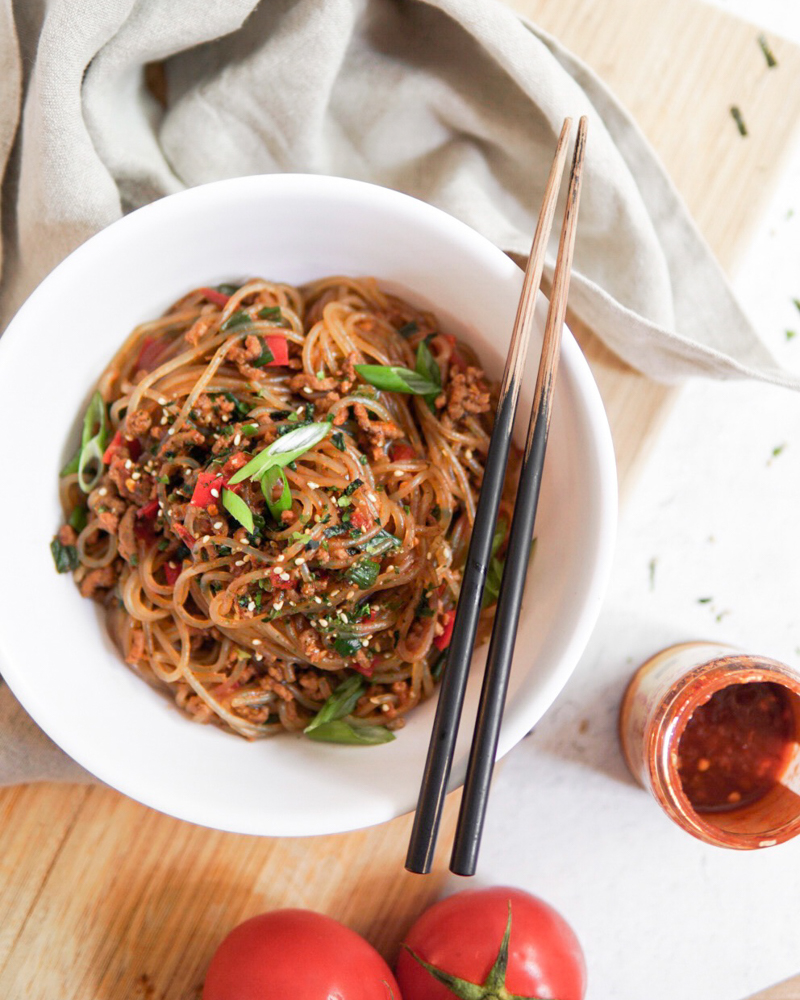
[0,173,617,834]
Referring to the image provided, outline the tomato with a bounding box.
[395,887,586,1000]
[203,909,400,1000]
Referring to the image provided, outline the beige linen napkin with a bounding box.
[1,0,798,783]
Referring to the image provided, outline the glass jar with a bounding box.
[619,641,800,849]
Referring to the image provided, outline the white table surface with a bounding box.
[469,3,800,998]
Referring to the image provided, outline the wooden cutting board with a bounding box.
[3,2,800,998]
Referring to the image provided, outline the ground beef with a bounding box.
[117,507,138,562]
[79,564,117,599]
[298,628,326,663]
[352,402,404,460]
[185,315,214,346]
[226,335,263,379]
[57,525,78,546]
[125,408,152,437]
[126,627,145,664]
[89,485,127,533]
[107,456,155,504]
[289,371,338,393]
[437,366,491,423]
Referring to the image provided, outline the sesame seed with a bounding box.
[234,560,244,567]
[210,488,219,498]
[330,589,340,598]
[296,406,304,414]
[303,386,312,394]
[255,653,263,661]
[131,471,141,480]
[233,434,241,446]
[276,555,284,562]
[280,572,291,582]
[464,449,473,459]
[124,460,133,470]
[158,397,167,405]
[314,596,323,604]
[125,478,136,491]
[274,600,284,611]
[247,602,256,611]
[346,591,356,600]
[394,470,403,477]
[340,613,349,623]
[202,535,211,543]
[213,521,223,529]
[98,487,108,497]
[167,427,175,435]
[160,416,168,425]
[307,482,319,490]
[319,618,329,627]
[361,639,369,647]
[381,704,390,713]
[295,557,305,565]
[252,638,262,646]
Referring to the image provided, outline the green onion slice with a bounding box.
[305,675,364,733]
[228,422,331,485]
[221,488,254,533]
[304,720,396,745]
[261,466,291,520]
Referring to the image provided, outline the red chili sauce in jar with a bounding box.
[677,682,795,813]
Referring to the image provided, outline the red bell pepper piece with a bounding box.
[163,561,181,586]
[133,498,160,544]
[261,335,289,367]
[434,610,456,651]
[199,287,230,307]
[353,658,377,678]
[103,429,142,465]
[389,443,416,462]
[269,568,294,590]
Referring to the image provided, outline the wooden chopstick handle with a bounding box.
[450,117,588,877]
[405,119,574,875]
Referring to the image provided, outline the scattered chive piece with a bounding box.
[221,488,254,533]
[332,431,346,452]
[50,538,80,573]
[221,310,252,331]
[772,443,786,457]
[758,34,778,68]
[257,306,282,321]
[648,557,657,591]
[69,506,88,533]
[793,299,800,314]
[397,321,418,338]
[345,557,381,590]
[730,106,747,137]
[697,597,713,604]
[304,720,395,745]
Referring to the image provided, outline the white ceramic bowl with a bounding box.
[0,175,616,836]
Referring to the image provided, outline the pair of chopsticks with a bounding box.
[406,116,588,877]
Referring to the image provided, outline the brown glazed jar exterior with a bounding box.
[619,641,800,849]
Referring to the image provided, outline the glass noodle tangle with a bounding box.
[55,277,517,741]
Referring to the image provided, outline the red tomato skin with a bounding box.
[203,909,401,1000]
[395,887,586,1000]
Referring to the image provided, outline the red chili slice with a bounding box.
[163,561,181,586]
[262,335,289,367]
[353,659,376,678]
[389,443,416,462]
[136,498,160,520]
[199,287,230,307]
[434,609,456,651]
[102,429,142,465]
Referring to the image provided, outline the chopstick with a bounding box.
[450,116,588,877]
[405,117,575,875]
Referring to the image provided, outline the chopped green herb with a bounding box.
[77,391,109,494]
[346,557,381,590]
[250,337,276,368]
[730,105,747,137]
[354,364,440,397]
[758,33,778,68]
[323,523,348,539]
[217,283,239,296]
[60,450,80,477]
[431,649,447,681]
[415,339,441,391]
[261,465,292,520]
[68,506,88,533]
[342,478,364,497]
[228,422,331,484]
[241,423,260,437]
[221,488,254,533]
[697,597,713,604]
[291,531,312,544]
[364,529,401,557]
[158,475,170,484]
[772,443,786,458]
[397,321,418,338]
[221,310,252,331]
[648,557,657,591]
[332,431,346,451]
[359,455,368,465]
[787,330,797,341]
[305,675,364,733]
[258,306,283,321]
[304,720,395,745]
[50,538,79,573]
[333,635,363,658]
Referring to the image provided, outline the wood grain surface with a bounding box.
[3,2,800,998]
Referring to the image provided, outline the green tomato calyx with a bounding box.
[404,903,555,1000]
